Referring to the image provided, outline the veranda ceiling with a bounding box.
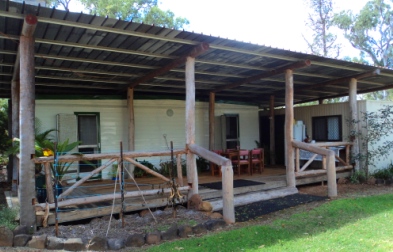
[1,1,393,108]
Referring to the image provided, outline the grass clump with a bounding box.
[145,193,393,252]
[0,206,18,230]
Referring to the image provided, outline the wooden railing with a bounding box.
[292,141,353,197]
[293,141,353,174]
[33,149,188,209]
[187,144,235,223]
[33,146,236,224]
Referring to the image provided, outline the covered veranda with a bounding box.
[2,1,393,228]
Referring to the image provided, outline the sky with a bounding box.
[158,0,370,58]
[69,0,371,59]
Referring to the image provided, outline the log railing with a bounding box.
[33,149,188,209]
[294,141,353,173]
[187,144,235,223]
[292,141,350,197]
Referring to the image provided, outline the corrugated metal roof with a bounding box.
[1,0,393,107]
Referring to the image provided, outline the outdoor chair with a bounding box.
[250,148,264,175]
[230,150,251,176]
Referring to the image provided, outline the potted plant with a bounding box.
[110,163,119,180]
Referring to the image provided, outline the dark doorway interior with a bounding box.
[259,114,285,165]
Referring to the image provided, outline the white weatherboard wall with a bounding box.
[262,100,393,173]
[36,99,259,178]
[360,101,393,173]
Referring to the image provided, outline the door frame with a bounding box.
[74,112,101,178]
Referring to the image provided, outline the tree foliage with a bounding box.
[0,99,8,159]
[303,0,340,58]
[45,0,72,10]
[333,0,393,101]
[334,0,393,68]
[79,0,189,29]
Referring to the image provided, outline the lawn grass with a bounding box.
[145,193,393,252]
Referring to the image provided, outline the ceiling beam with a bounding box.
[213,60,311,92]
[305,70,381,91]
[129,43,209,88]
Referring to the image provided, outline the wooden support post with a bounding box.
[11,80,19,192]
[44,163,54,203]
[209,92,215,151]
[269,95,276,165]
[176,154,183,187]
[295,147,299,172]
[19,16,37,228]
[221,165,235,223]
[326,151,337,197]
[126,87,135,178]
[185,57,198,196]
[349,78,360,171]
[285,69,296,188]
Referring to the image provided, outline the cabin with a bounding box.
[2,1,393,229]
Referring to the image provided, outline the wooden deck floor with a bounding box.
[4,166,352,226]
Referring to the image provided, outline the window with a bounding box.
[312,115,342,141]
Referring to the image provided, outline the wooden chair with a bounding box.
[249,148,264,175]
[210,150,223,176]
[230,150,251,176]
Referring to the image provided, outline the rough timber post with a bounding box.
[209,92,215,150]
[127,87,135,178]
[185,57,198,196]
[326,151,337,197]
[285,69,296,187]
[269,95,276,165]
[349,78,360,171]
[11,80,19,192]
[19,15,37,228]
[222,164,235,223]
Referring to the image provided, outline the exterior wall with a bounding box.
[35,99,259,178]
[265,102,352,142]
[361,101,393,173]
[261,100,393,173]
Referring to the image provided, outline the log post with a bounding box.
[221,164,235,223]
[127,87,135,178]
[209,92,215,151]
[295,147,299,172]
[11,80,19,192]
[176,154,184,187]
[44,163,54,203]
[285,69,296,188]
[19,14,37,228]
[349,78,360,171]
[326,151,337,197]
[185,57,198,196]
[269,95,276,165]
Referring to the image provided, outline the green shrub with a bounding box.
[372,162,393,180]
[159,158,187,177]
[0,206,18,230]
[349,170,367,184]
[134,159,156,177]
[196,156,209,173]
[372,169,392,180]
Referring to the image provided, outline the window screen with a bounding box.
[78,115,98,145]
[312,115,342,141]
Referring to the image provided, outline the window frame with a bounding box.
[311,115,342,142]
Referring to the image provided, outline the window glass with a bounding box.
[312,115,342,141]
